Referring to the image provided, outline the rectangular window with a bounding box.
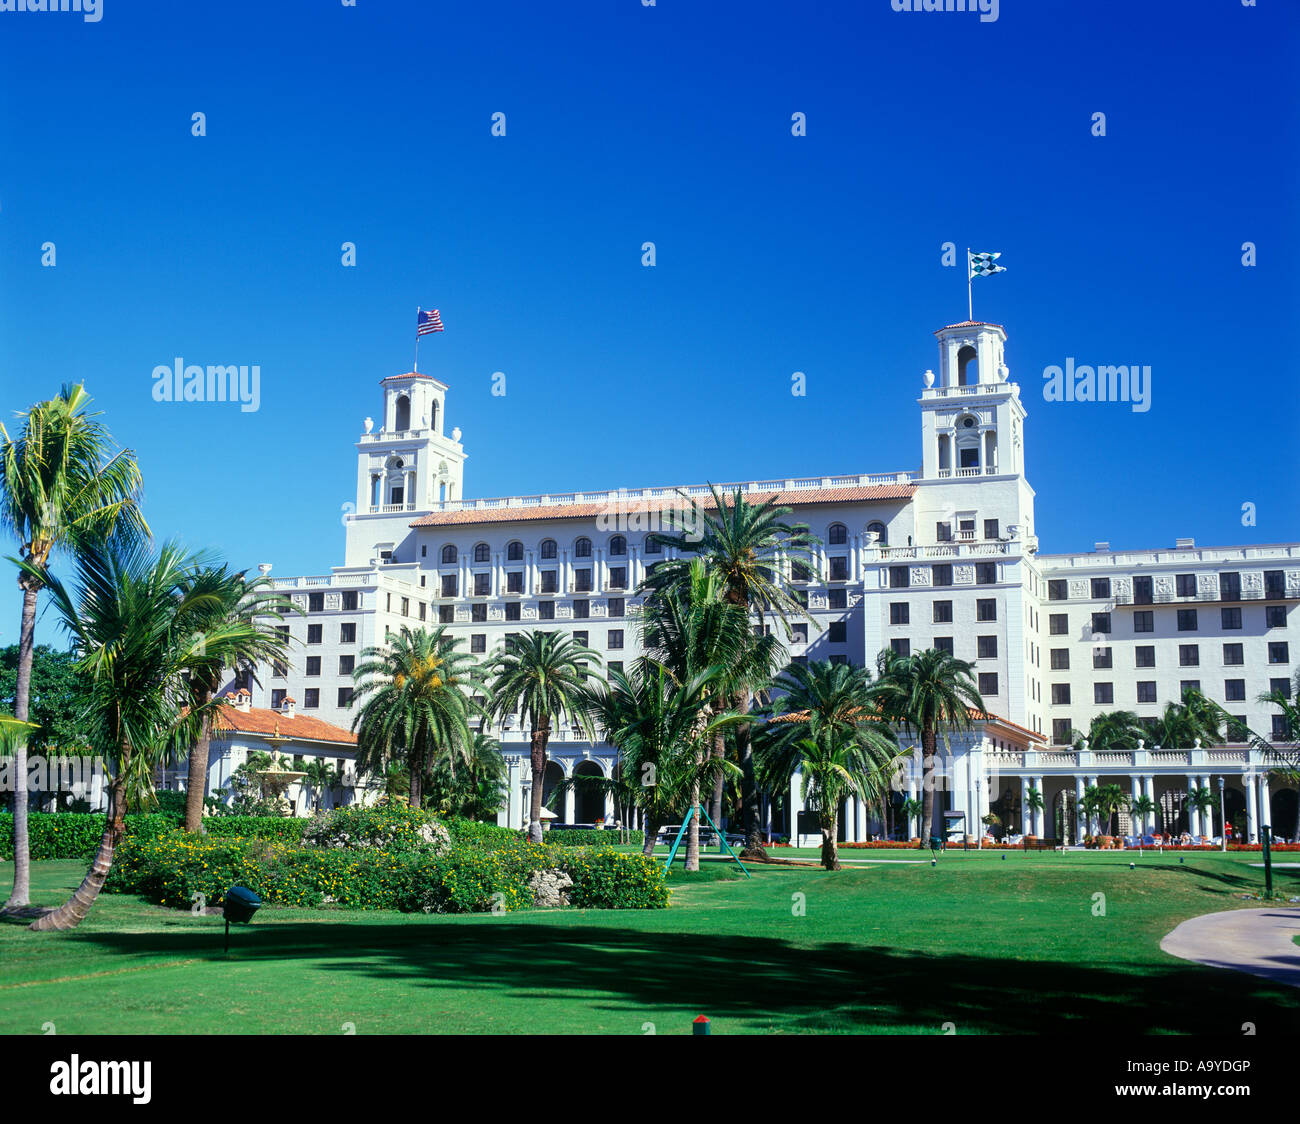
[573,631,589,647]
[890,638,910,656]
[1051,683,1071,705]
[791,623,809,645]
[1265,570,1285,597]
[1221,606,1242,630]
[607,597,624,617]
[505,602,521,622]
[983,519,999,541]
[608,629,624,650]
[337,686,354,707]
[1048,580,1068,601]
[1266,605,1287,628]
[1271,677,1293,699]
[541,570,558,594]
[1049,613,1068,636]
[1269,641,1290,664]
[401,597,410,617]
[1052,719,1072,745]
[889,566,910,589]
[1091,612,1111,635]
[978,672,999,696]
[539,601,555,620]
[828,588,847,610]
[1178,644,1199,666]
[1177,608,1198,631]
[1091,578,1111,600]
[1094,682,1114,705]
[933,600,953,623]
[308,592,325,613]
[1220,572,1241,600]
[439,605,454,624]
[1050,648,1069,670]
[975,563,996,585]
[1176,573,1195,597]
[1223,642,1244,665]
[829,655,849,666]
[1133,610,1154,633]
[307,624,323,645]
[573,600,590,619]
[976,598,997,622]
[934,636,954,654]
[1224,679,1246,702]
[936,522,952,542]
[790,561,811,583]
[338,655,354,675]
[474,573,491,596]
[341,591,359,611]
[472,603,487,622]
[1135,645,1155,668]
[441,574,457,597]
[608,661,623,675]
[1093,647,1112,669]
[1137,681,1157,703]
[575,568,592,593]
[506,571,523,594]
[977,635,998,659]
[890,602,910,625]
[829,556,849,581]
[931,564,952,587]
[418,602,426,621]
[271,689,286,709]
[471,634,486,653]
[1226,717,1248,744]
[829,621,847,643]
[1134,575,1153,604]
[609,566,627,589]
[303,688,320,709]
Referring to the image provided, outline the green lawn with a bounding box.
[2,852,1297,1035]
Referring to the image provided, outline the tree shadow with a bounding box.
[61,914,1300,1034]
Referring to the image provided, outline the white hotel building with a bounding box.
[238,320,1299,845]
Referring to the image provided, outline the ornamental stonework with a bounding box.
[290,594,306,610]
[909,567,931,586]
[1243,572,1263,591]
[1154,576,1173,597]
[325,593,341,611]
[848,594,862,607]
[954,564,975,585]
[1068,579,1086,599]
[1287,571,1300,595]
[1113,577,1131,599]
[488,607,505,621]
[522,607,538,620]
[1197,574,1217,597]
[809,594,827,610]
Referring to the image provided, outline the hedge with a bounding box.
[0,813,178,860]
[544,828,644,848]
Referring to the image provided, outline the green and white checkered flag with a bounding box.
[969,250,1006,278]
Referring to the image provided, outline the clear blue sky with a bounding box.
[1,0,1297,649]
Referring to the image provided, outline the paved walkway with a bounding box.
[1161,908,1300,988]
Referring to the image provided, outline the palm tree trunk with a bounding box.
[29,747,129,931]
[737,686,766,861]
[182,694,215,832]
[685,778,700,872]
[820,810,841,871]
[920,726,937,844]
[708,729,725,830]
[5,581,39,910]
[641,816,661,857]
[528,724,548,844]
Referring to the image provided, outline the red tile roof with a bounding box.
[211,698,357,746]
[936,320,1004,333]
[410,483,916,528]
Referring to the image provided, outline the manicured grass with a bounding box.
[2,853,1297,1035]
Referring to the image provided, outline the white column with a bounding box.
[1075,775,1086,842]
[562,769,574,824]
[1144,775,1156,834]
[1022,779,1033,836]
[603,782,614,825]
[1034,775,1045,836]
[1259,773,1273,837]
[907,777,918,839]
[1200,775,1213,837]
[1187,777,1200,837]
[1246,774,1258,843]
[1088,775,1100,834]
[790,770,804,846]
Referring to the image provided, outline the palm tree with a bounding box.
[588,661,745,865]
[1150,689,1226,749]
[1023,785,1045,837]
[1249,685,1300,840]
[763,660,900,870]
[176,565,293,832]
[351,626,482,809]
[487,631,599,843]
[1070,710,1147,752]
[21,540,230,931]
[900,796,923,840]
[642,483,816,858]
[873,647,985,845]
[301,758,342,812]
[1129,794,1158,837]
[1187,785,1219,839]
[1093,782,1129,837]
[0,385,146,910]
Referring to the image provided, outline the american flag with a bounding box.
[417,308,444,335]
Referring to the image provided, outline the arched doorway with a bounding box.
[1270,787,1299,842]
[573,760,606,824]
[541,760,564,817]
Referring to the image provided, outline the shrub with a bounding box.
[200,816,308,842]
[0,812,178,860]
[544,828,644,848]
[445,818,522,849]
[559,848,667,909]
[302,805,450,854]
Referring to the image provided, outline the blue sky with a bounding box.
[1,0,1297,649]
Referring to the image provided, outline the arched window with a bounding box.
[430,400,439,433]
[473,543,491,563]
[643,535,662,555]
[506,541,524,561]
[867,521,887,545]
[441,545,458,565]
[540,539,557,560]
[574,537,592,558]
[828,523,847,546]
[957,345,978,386]
[395,395,411,431]
[609,535,626,557]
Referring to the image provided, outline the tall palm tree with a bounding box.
[762,660,900,870]
[873,647,985,845]
[350,626,482,809]
[487,631,599,843]
[1070,710,1147,752]
[1150,688,1226,749]
[0,385,146,910]
[21,540,228,931]
[176,565,293,831]
[642,483,816,858]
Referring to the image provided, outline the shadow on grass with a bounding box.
[59,913,1300,1034]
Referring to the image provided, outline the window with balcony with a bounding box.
[575,568,592,593]
[507,571,523,593]
[936,522,952,542]
[1133,575,1153,604]
[609,566,627,589]
[829,556,849,581]
[440,575,457,597]
[1265,570,1285,598]
[540,570,558,594]
[1176,573,1195,597]
[984,519,999,540]
[1220,571,1241,600]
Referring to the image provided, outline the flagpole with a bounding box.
[414,307,420,373]
[966,248,973,321]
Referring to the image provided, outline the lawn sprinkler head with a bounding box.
[1001,854,1006,861]
[1129,862,1135,870]
[931,859,937,868]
